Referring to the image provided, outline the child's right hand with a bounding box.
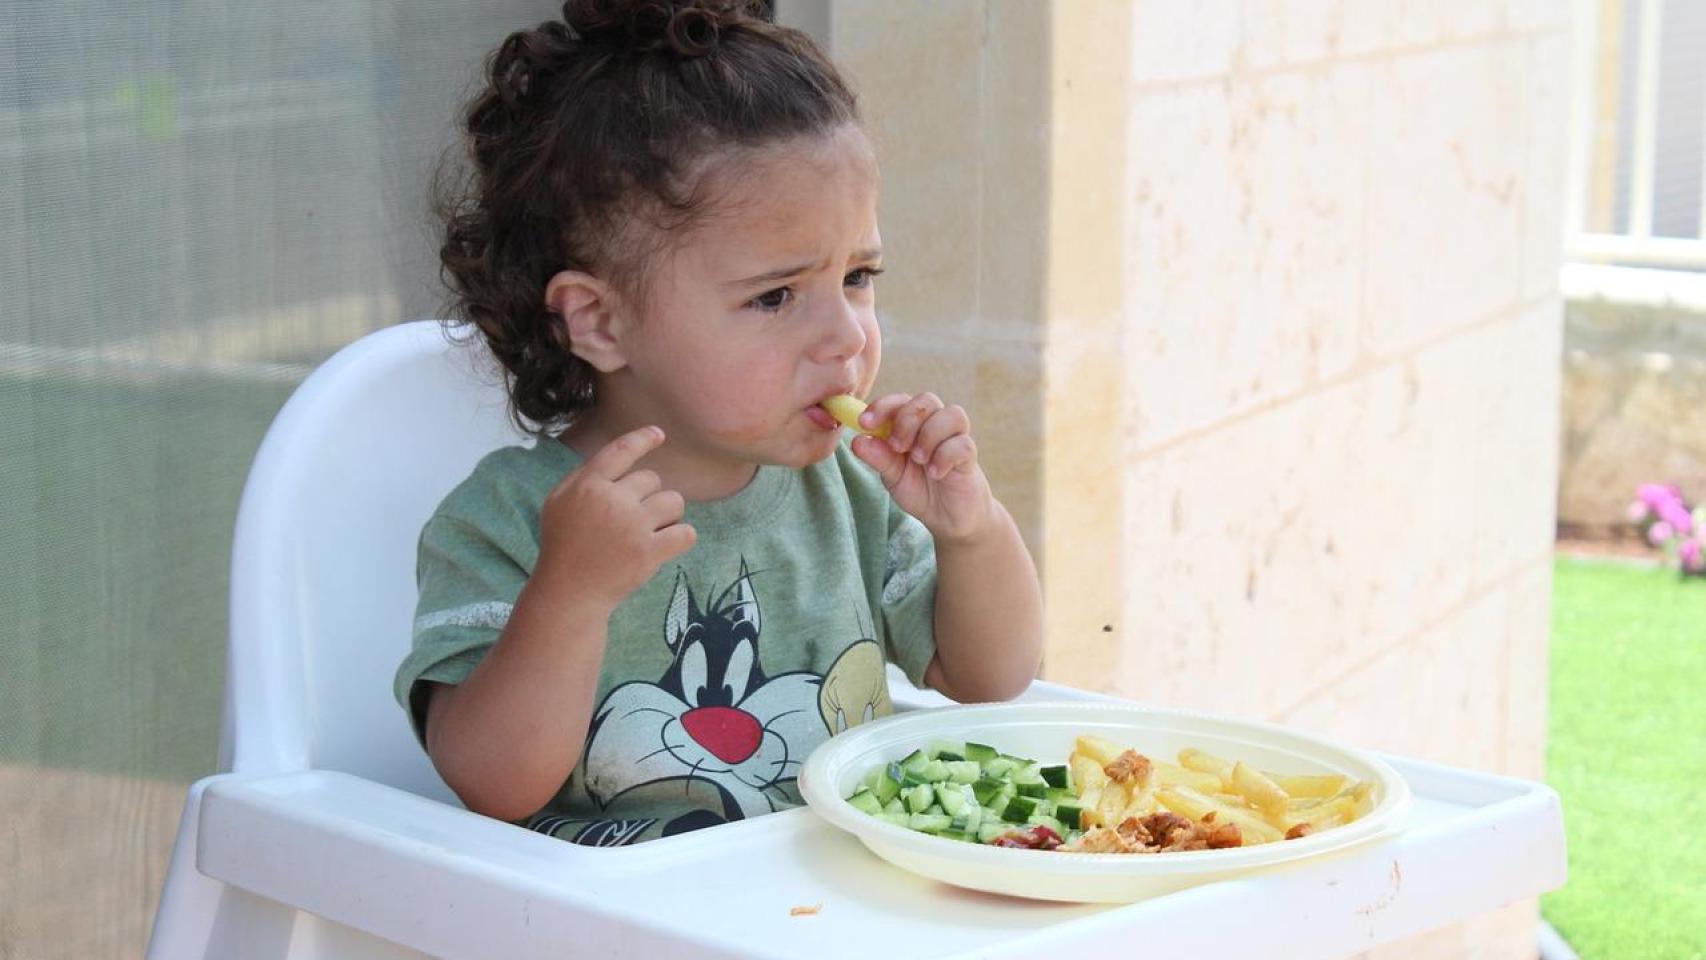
[535,425,696,611]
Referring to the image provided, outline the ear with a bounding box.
[544,269,626,373]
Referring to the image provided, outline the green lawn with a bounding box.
[1544,556,1706,960]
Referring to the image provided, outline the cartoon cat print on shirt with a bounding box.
[573,560,832,841]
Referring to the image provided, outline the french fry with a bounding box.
[1070,754,1108,793]
[1348,781,1376,818]
[1177,748,1234,788]
[1157,786,1284,844]
[819,395,891,438]
[1284,796,1352,834]
[1067,736,1377,851]
[1230,762,1290,818]
[1266,772,1348,799]
[1096,780,1132,827]
[1155,761,1223,793]
[1074,734,1127,768]
[1078,786,1105,825]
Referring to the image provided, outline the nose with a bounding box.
[812,291,868,363]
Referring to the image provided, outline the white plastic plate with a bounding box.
[798,701,1411,903]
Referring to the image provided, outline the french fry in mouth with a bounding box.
[821,394,891,438]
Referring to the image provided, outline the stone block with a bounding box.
[1362,42,1528,358]
[1124,63,1368,450]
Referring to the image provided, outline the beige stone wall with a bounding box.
[821,1,1569,956]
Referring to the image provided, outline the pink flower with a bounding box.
[1681,538,1704,572]
[1628,500,1652,523]
[1649,520,1675,546]
[1659,501,1695,535]
[1638,483,1684,510]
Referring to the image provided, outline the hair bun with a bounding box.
[563,0,764,59]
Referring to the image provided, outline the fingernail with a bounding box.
[911,448,926,464]
[859,411,875,427]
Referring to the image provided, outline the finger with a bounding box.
[617,469,662,499]
[653,521,697,561]
[583,425,665,481]
[907,404,971,468]
[642,488,686,530]
[926,433,977,481]
[889,392,943,454]
[860,393,911,432]
[850,434,907,490]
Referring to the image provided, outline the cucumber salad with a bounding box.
[844,740,1081,849]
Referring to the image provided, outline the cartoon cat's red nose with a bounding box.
[680,706,762,765]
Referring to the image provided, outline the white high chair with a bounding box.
[147,320,1566,960]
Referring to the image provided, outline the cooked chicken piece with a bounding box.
[1285,823,1313,841]
[1206,822,1243,849]
[1103,749,1153,785]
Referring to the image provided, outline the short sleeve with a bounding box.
[880,505,938,689]
[392,512,530,745]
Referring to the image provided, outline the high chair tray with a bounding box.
[187,682,1565,960]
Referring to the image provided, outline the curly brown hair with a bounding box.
[434,0,860,433]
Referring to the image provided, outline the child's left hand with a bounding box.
[850,392,994,544]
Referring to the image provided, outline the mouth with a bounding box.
[805,385,862,432]
[804,404,841,431]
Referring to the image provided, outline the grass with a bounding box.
[1544,555,1706,960]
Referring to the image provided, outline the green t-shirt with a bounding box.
[394,435,938,846]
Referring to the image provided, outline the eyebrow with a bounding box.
[725,247,884,289]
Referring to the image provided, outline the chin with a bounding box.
[771,430,844,469]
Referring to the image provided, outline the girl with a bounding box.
[395,0,1044,846]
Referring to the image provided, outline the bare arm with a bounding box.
[851,393,1044,704]
[423,426,694,822]
[424,579,615,821]
[923,498,1044,702]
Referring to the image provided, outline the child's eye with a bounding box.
[846,267,885,288]
[749,287,794,312]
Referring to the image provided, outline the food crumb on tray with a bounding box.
[789,903,823,916]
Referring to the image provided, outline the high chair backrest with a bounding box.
[222,321,525,803]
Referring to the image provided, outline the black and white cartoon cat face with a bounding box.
[581,561,824,827]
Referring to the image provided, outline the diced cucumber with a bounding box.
[939,785,970,817]
[926,804,944,816]
[878,812,911,828]
[935,750,965,762]
[909,812,952,833]
[971,777,1006,806]
[1043,786,1075,805]
[943,760,981,784]
[921,759,950,783]
[872,769,902,804]
[937,829,975,843]
[963,742,999,763]
[1055,803,1085,829]
[899,749,930,774]
[1014,781,1048,799]
[1001,795,1037,823]
[950,806,983,833]
[1040,765,1070,789]
[981,756,1017,778]
[927,740,964,760]
[847,789,883,816]
[1010,760,1045,785]
[882,797,905,815]
[905,784,935,814]
[901,768,930,788]
[976,821,1009,843]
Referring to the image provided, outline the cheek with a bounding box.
[860,318,883,389]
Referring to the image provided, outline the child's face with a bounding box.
[620,126,883,470]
